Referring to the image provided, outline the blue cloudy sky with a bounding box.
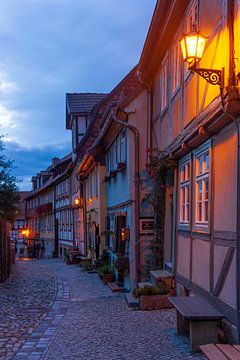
[0,0,156,190]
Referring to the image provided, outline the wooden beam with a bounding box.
[213,247,235,297]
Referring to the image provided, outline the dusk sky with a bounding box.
[1,0,156,190]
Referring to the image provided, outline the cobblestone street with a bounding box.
[0,259,206,360]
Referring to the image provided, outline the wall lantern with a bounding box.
[74,198,81,207]
[180,31,224,87]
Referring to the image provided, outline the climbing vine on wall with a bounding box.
[143,148,177,271]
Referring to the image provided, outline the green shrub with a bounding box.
[98,264,114,275]
[133,284,168,298]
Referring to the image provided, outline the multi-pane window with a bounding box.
[172,38,181,94]
[86,174,93,201]
[161,55,168,111]
[195,149,209,224]
[179,161,190,224]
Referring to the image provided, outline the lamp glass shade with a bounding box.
[180,32,207,65]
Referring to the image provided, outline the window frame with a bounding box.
[192,141,211,233]
[160,54,169,113]
[172,34,181,96]
[178,154,191,230]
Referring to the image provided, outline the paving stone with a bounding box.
[0,258,207,359]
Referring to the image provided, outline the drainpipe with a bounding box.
[137,70,153,166]
[112,111,140,288]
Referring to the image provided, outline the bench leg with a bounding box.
[189,320,219,352]
[176,310,189,335]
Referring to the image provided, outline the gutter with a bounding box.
[111,110,140,288]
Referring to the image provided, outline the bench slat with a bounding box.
[200,344,228,360]
[170,297,223,320]
[216,344,240,360]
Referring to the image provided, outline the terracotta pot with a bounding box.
[139,294,172,311]
[102,273,115,284]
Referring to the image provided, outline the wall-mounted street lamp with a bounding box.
[180,31,224,88]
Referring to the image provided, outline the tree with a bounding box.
[0,135,20,222]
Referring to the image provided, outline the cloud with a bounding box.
[3,140,71,190]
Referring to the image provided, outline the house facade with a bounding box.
[137,0,240,341]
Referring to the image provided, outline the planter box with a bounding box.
[101,273,115,284]
[139,294,173,311]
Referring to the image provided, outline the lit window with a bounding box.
[194,148,209,225]
[179,160,190,224]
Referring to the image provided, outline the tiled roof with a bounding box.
[66,93,106,114]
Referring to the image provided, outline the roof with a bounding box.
[66,93,106,129]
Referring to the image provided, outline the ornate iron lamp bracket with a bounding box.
[189,66,224,88]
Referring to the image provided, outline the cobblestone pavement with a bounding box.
[0,259,206,359]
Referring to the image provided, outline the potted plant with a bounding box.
[133,284,172,311]
[113,255,129,286]
[98,264,115,283]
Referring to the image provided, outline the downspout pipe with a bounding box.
[112,111,140,288]
[137,70,153,166]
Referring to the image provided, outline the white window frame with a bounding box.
[193,141,211,232]
[179,155,191,229]
[161,54,168,112]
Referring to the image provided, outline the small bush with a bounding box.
[133,284,168,298]
[98,264,114,275]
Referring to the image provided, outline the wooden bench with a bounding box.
[169,296,224,352]
[200,343,240,359]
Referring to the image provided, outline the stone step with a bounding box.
[107,282,124,293]
[150,270,173,287]
[125,293,139,309]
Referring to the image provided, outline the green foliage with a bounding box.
[133,284,168,298]
[142,149,176,271]
[0,135,20,222]
[98,264,114,275]
[113,255,129,273]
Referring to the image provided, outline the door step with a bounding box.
[150,270,175,295]
[107,282,124,293]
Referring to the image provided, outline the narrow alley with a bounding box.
[0,258,205,360]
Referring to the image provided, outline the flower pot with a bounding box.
[139,294,172,311]
[102,273,115,284]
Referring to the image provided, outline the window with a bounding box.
[187,0,198,32]
[120,130,126,163]
[93,167,98,198]
[86,174,93,201]
[161,55,168,111]
[172,38,181,94]
[179,160,190,224]
[194,148,209,224]
[113,140,118,168]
